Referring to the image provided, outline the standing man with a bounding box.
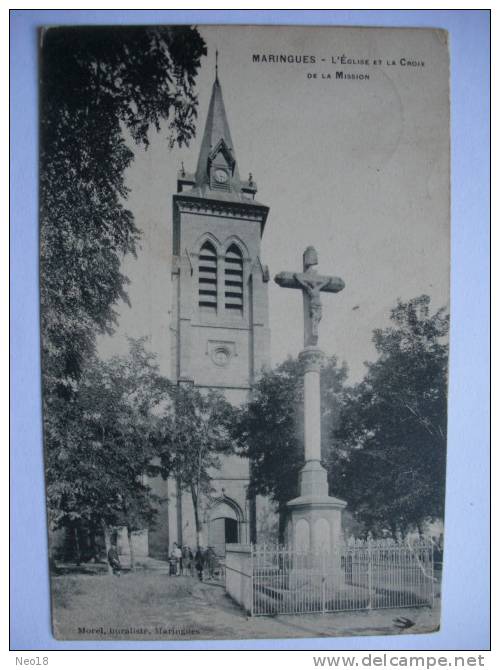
[195,547,204,582]
[173,542,182,576]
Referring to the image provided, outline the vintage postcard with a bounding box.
[40,24,450,640]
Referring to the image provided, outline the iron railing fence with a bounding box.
[251,538,434,616]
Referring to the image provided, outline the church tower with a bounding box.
[150,69,271,557]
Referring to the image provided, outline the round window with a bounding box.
[212,346,231,367]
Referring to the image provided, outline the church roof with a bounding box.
[175,70,269,234]
[194,76,241,189]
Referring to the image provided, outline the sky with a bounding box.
[98,25,450,383]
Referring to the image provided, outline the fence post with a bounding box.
[250,544,254,617]
[367,537,373,610]
[429,540,435,609]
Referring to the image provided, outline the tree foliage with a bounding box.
[328,295,449,536]
[159,384,236,547]
[40,25,206,393]
[46,339,238,560]
[45,340,170,564]
[232,356,347,541]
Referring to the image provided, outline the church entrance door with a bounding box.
[207,499,241,556]
[225,518,238,543]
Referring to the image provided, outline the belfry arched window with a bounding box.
[198,241,218,312]
[224,244,243,313]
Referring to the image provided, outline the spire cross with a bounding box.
[215,49,219,81]
[274,246,345,347]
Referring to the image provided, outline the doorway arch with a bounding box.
[207,496,244,557]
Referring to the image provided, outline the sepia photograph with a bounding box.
[38,23,451,642]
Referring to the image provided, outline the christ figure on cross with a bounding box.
[275,246,345,347]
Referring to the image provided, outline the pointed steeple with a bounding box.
[176,61,261,204]
[194,72,241,191]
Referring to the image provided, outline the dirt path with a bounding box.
[51,567,440,642]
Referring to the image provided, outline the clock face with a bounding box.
[214,168,229,184]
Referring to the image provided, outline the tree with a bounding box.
[328,295,449,536]
[40,26,206,527]
[46,339,170,568]
[233,356,347,543]
[159,384,235,548]
[40,26,206,391]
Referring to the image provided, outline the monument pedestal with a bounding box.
[287,461,347,589]
[287,460,346,556]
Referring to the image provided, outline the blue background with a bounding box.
[10,9,490,651]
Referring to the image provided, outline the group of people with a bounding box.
[169,543,219,581]
[106,540,220,581]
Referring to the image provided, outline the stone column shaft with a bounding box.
[300,346,324,464]
[303,365,321,462]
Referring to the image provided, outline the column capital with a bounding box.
[299,346,324,372]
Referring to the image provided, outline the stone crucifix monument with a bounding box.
[275,246,347,556]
